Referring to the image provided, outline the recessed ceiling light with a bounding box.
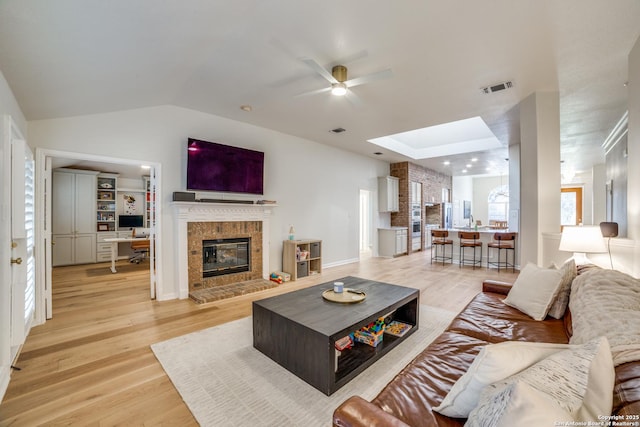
[374,152,383,155]
[141,165,151,169]
[330,127,346,133]
[462,169,468,173]
[471,158,478,162]
[240,105,252,112]
[443,161,450,166]
[466,164,472,168]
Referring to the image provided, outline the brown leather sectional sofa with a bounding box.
[332,279,640,427]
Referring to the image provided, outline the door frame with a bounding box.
[35,148,162,321]
[561,186,584,227]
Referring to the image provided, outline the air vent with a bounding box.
[330,127,346,133]
[481,80,514,94]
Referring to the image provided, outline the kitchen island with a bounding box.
[426,228,518,268]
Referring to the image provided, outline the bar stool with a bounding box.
[431,229,453,265]
[458,231,482,269]
[487,232,517,272]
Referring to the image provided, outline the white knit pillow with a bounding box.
[466,337,614,425]
[547,259,577,319]
[465,381,572,427]
[433,341,570,418]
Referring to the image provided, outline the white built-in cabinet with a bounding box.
[378,227,408,257]
[52,169,99,266]
[378,176,399,212]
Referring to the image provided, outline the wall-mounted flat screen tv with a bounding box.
[186,138,264,195]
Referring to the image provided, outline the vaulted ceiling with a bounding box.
[1,0,638,176]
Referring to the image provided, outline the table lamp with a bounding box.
[558,225,607,265]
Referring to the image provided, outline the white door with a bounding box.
[9,125,36,353]
[359,189,372,256]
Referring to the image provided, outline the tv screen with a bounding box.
[118,215,144,229]
[186,138,264,195]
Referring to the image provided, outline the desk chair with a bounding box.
[431,230,453,265]
[130,228,150,264]
[487,232,517,272]
[458,231,482,269]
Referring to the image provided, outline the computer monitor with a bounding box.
[118,215,144,229]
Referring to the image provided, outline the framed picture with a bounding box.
[98,224,109,231]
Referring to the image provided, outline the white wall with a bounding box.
[27,105,390,299]
[562,170,594,225]
[451,176,472,228]
[519,92,561,266]
[472,176,504,226]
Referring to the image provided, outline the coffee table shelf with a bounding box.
[253,276,419,395]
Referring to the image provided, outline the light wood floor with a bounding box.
[0,251,518,426]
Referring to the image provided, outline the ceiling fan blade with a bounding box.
[345,90,364,107]
[300,57,338,84]
[293,86,332,98]
[344,68,393,88]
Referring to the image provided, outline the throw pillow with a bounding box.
[547,259,577,319]
[466,337,614,424]
[465,381,573,427]
[503,262,563,320]
[433,340,572,418]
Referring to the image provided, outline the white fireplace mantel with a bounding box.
[172,202,276,299]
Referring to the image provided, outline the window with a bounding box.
[488,185,509,222]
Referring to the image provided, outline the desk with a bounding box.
[103,237,150,273]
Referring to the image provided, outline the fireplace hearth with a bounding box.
[202,238,250,277]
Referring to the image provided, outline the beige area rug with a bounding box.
[151,305,456,427]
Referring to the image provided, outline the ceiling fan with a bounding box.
[296,57,393,103]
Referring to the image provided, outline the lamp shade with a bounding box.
[559,225,607,253]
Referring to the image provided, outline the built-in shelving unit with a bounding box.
[96,173,118,232]
[143,176,154,228]
[282,239,322,280]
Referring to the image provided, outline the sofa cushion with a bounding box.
[503,262,563,320]
[433,340,575,418]
[371,330,488,427]
[447,292,569,344]
[466,337,613,423]
[369,291,570,427]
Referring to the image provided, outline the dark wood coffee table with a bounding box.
[252,276,419,395]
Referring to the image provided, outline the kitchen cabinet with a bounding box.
[52,169,99,266]
[378,176,399,212]
[378,228,408,257]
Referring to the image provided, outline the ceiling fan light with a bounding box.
[331,83,347,96]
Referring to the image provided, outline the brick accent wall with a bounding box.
[187,221,263,291]
[390,161,452,253]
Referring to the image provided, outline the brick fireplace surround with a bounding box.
[172,202,275,299]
